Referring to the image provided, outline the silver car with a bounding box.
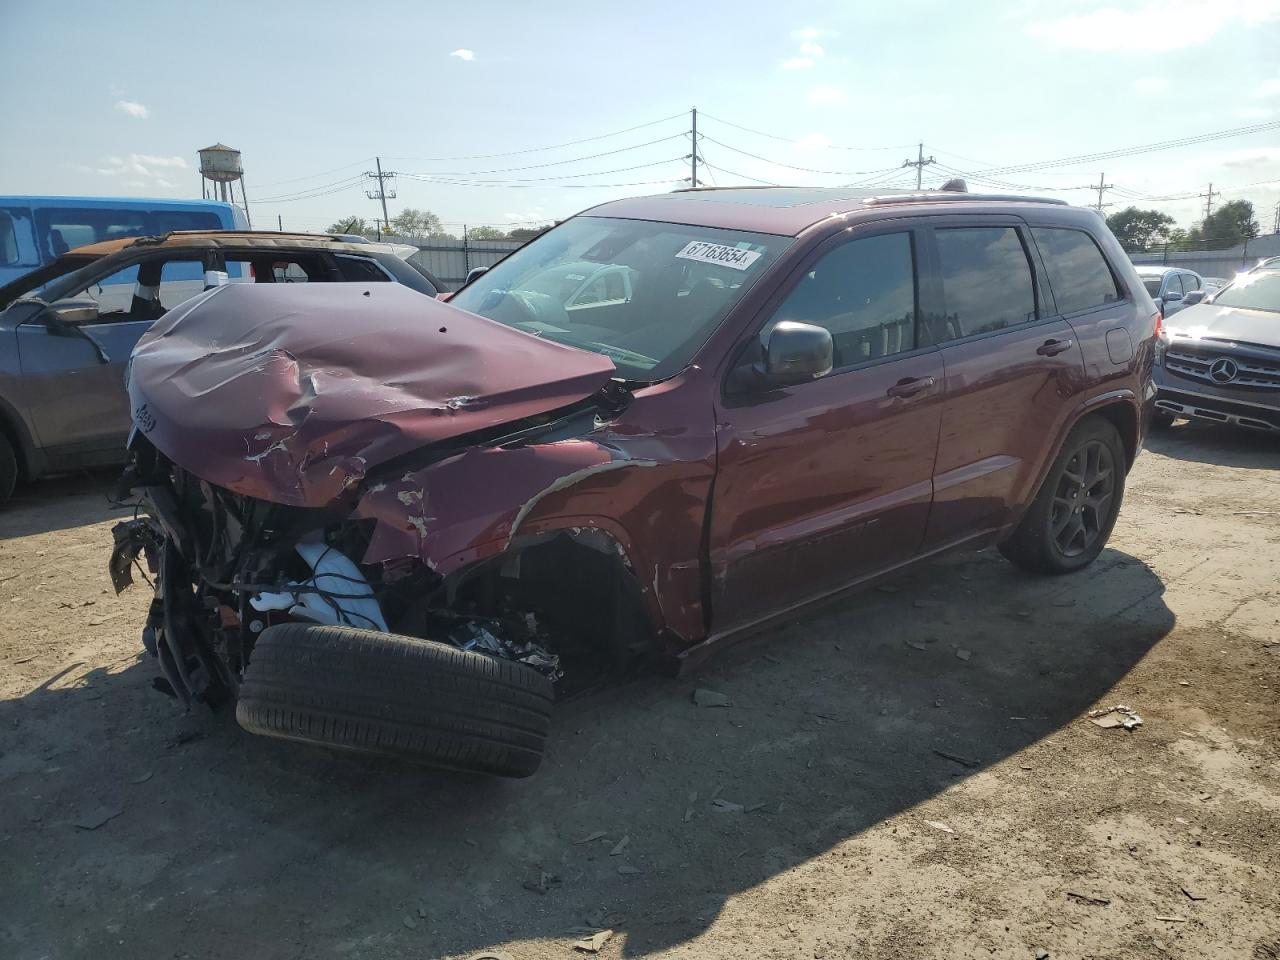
[1153,268,1280,431]
[1136,265,1207,319]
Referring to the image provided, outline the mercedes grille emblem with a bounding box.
[1208,357,1239,384]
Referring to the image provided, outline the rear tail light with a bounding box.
[1153,310,1165,341]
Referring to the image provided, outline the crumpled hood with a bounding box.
[1166,303,1280,349]
[127,282,616,506]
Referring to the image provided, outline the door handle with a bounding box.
[1036,338,1075,357]
[886,376,936,399]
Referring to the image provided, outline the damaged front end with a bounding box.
[110,283,697,741]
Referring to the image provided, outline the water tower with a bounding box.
[198,143,252,227]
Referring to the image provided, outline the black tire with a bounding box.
[999,416,1126,575]
[236,623,554,777]
[1151,409,1176,429]
[0,432,17,507]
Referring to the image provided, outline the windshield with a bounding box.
[448,216,792,380]
[1141,277,1162,297]
[1210,270,1280,314]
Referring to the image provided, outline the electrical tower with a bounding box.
[1272,200,1279,234]
[1199,182,1218,220]
[365,157,397,233]
[1091,172,1114,214]
[902,143,936,190]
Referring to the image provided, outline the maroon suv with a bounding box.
[112,187,1157,777]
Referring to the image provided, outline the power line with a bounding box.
[400,157,689,184]
[697,112,914,151]
[397,133,686,177]
[382,112,687,162]
[699,135,901,177]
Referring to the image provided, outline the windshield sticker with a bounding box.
[675,241,762,271]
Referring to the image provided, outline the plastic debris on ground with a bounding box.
[574,929,614,953]
[692,688,732,708]
[1088,704,1143,730]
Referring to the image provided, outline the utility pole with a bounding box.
[365,157,397,233]
[1199,182,1218,220]
[1272,200,1279,234]
[277,214,283,232]
[690,107,699,188]
[902,143,936,190]
[1091,172,1114,214]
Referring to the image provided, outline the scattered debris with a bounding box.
[574,830,607,845]
[933,749,979,768]
[467,953,515,960]
[1066,891,1111,906]
[955,648,972,661]
[693,688,732,708]
[807,711,842,722]
[1035,948,1049,959]
[12,655,36,665]
[1178,680,1190,686]
[1181,886,1207,902]
[1014,609,1033,619]
[616,863,642,876]
[573,929,614,953]
[1155,915,1188,923]
[905,640,929,652]
[129,771,153,785]
[1153,939,1168,954]
[522,870,560,895]
[923,820,954,834]
[75,806,125,831]
[609,835,629,856]
[169,731,205,748]
[745,802,768,813]
[711,798,744,814]
[1088,705,1143,730]
[762,653,783,664]
[402,916,418,930]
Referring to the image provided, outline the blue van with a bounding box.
[0,196,248,286]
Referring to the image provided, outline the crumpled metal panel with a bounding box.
[127,283,617,506]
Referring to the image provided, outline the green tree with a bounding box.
[1105,207,1176,252]
[327,216,371,236]
[1193,200,1260,249]
[466,225,507,240]
[507,224,552,241]
[391,208,453,240]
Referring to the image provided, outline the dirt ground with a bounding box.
[1,422,1277,960]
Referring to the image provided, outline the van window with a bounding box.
[34,207,223,258]
[1032,228,1121,315]
[0,211,18,266]
[932,227,1036,341]
[766,232,917,368]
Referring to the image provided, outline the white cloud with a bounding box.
[798,40,824,57]
[450,48,475,61]
[1025,0,1280,52]
[114,99,150,120]
[792,26,822,40]
[781,56,815,70]
[806,84,847,106]
[1259,77,1280,97]
[93,153,188,182]
[1132,76,1168,95]
[780,28,831,70]
[1220,147,1280,168]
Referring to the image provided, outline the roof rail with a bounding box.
[864,192,1068,206]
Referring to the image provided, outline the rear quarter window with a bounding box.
[1031,228,1122,315]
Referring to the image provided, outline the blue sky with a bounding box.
[2,0,1279,234]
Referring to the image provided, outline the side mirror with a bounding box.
[761,321,833,386]
[42,298,100,332]
[464,266,489,285]
[1182,290,1205,306]
[1163,290,1184,303]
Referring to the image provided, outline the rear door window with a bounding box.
[1031,227,1122,315]
[333,254,392,283]
[1,207,39,267]
[932,227,1037,341]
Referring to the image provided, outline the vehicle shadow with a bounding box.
[0,468,131,539]
[1146,420,1278,469]
[0,546,1173,960]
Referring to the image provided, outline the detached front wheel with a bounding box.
[237,623,555,777]
[999,416,1126,574]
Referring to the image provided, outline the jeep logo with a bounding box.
[133,403,156,433]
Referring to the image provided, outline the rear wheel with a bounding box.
[999,417,1126,575]
[237,623,555,777]
[0,433,17,507]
